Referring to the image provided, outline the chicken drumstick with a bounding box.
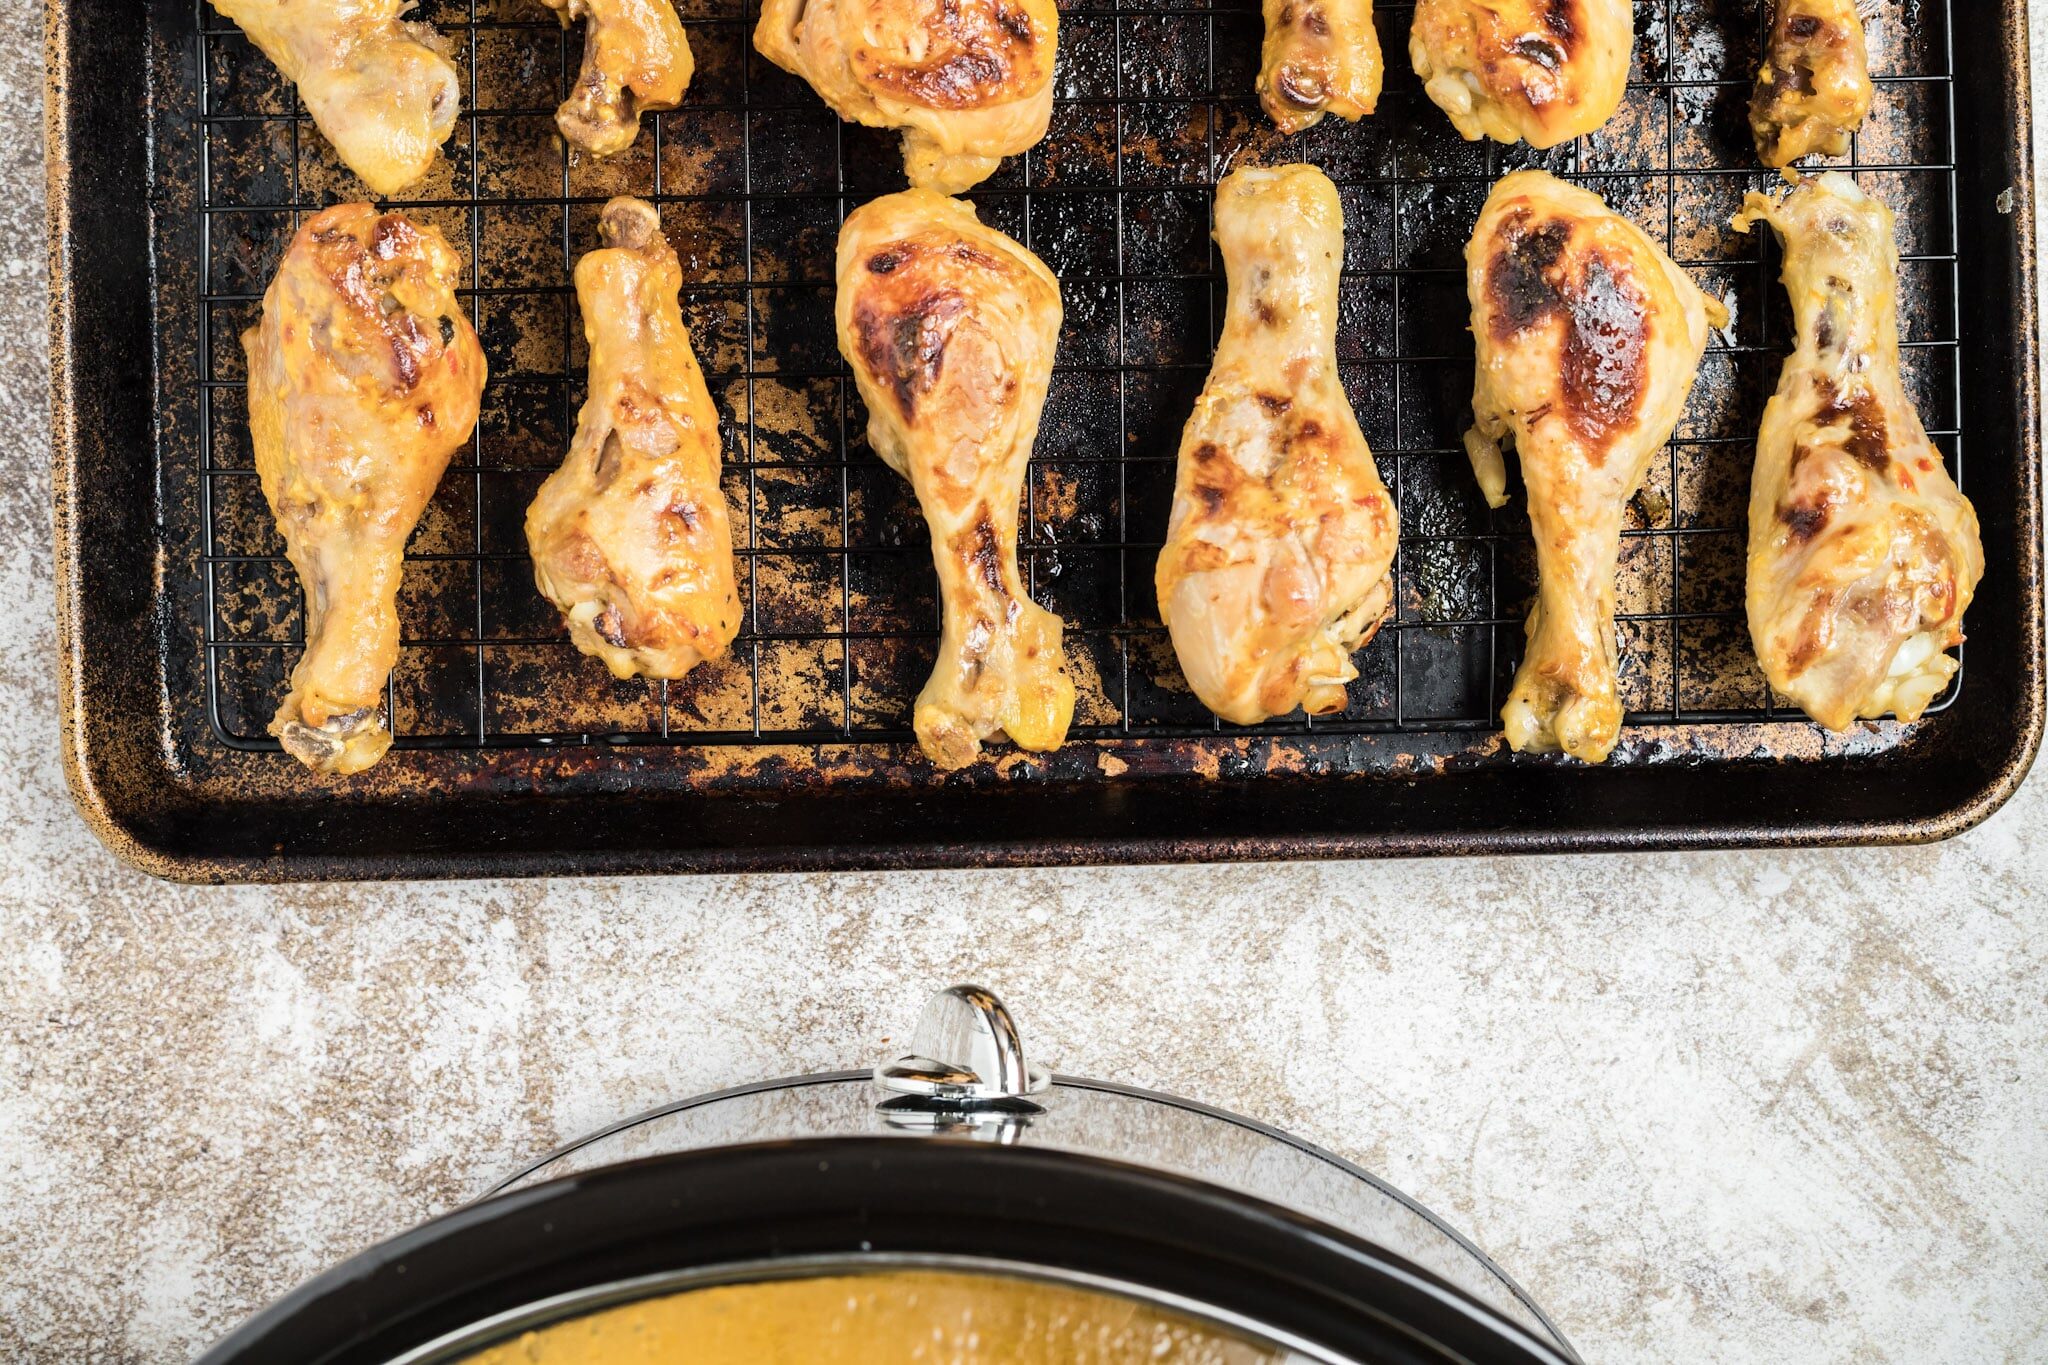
[835,189,1075,768]
[527,197,740,681]
[1157,164,1397,726]
[1734,172,1982,729]
[245,205,485,774]
[1464,170,1724,762]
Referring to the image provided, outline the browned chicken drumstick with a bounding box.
[1157,164,1397,725]
[208,0,460,195]
[1409,0,1631,148]
[1258,0,1382,134]
[1464,171,1724,763]
[544,0,693,157]
[1751,0,1873,167]
[756,0,1057,193]
[1734,172,1981,728]
[835,189,1075,768]
[526,198,741,680]
[245,205,486,774]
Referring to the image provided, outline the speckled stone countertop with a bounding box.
[5,1,2047,1360]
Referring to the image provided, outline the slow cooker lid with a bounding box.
[491,985,1571,1354]
[198,1137,1573,1365]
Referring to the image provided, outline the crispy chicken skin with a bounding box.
[1733,173,1981,729]
[209,0,459,196]
[1259,0,1382,134]
[836,190,1075,768]
[527,198,740,681]
[1156,165,1396,726]
[756,0,1056,193]
[1750,0,1873,168]
[544,0,693,157]
[1409,0,1630,149]
[245,205,485,774]
[1464,171,1724,762]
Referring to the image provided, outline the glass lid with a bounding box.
[488,986,1576,1361]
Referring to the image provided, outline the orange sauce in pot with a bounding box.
[460,1269,1288,1364]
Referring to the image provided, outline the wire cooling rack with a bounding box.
[190,0,1963,754]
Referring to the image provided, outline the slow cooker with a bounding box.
[198,986,1579,1363]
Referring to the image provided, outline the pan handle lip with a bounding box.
[1937,0,2048,842]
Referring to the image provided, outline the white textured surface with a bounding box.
[3,0,2046,1360]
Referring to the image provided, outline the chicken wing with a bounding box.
[1409,0,1630,149]
[1464,170,1724,762]
[756,0,1056,194]
[209,0,459,196]
[245,205,486,774]
[527,198,740,680]
[1156,165,1396,726]
[1733,173,1981,729]
[1258,0,1382,135]
[836,189,1074,768]
[1750,0,1873,168]
[544,0,693,157]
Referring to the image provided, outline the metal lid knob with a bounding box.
[874,985,1051,1109]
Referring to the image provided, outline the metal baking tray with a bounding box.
[47,0,2043,880]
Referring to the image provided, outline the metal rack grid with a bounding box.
[190,0,1964,754]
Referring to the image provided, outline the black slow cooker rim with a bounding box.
[485,1068,1574,1354]
[195,1136,1575,1365]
